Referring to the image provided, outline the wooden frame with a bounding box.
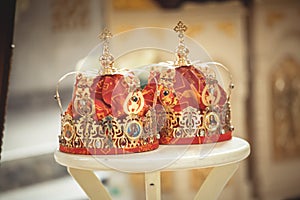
[0,0,16,160]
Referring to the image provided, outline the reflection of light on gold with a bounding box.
[113,0,157,10]
[266,11,285,28]
[186,24,204,37]
[217,22,236,37]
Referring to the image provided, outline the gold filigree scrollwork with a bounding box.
[164,111,179,138]
[123,90,145,115]
[102,115,122,138]
[75,117,98,148]
[220,100,234,133]
[73,73,95,117]
[60,114,76,147]
[155,106,166,135]
[180,106,201,137]
[143,109,155,139]
[201,67,221,107]
[102,115,125,148]
[201,82,221,107]
[71,73,98,149]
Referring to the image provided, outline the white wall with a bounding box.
[9,0,105,96]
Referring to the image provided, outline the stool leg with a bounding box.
[68,167,112,200]
[194,163,239,200]
[145,171,161,200]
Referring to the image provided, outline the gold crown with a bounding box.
[55,23,235,154]
[55,29,159,155]
[154,21,234,145]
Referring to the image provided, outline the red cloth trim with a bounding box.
[59,141,159,155]
[159,132,232,145]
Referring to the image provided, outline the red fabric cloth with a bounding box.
[158,65,227,111]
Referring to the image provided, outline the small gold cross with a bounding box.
[174,21,187,35]
[98,28,112,40]
[97,28,116,75]
[173,21,190,66]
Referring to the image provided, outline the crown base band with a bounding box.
[159,131,232,145]
[59,140,159,155]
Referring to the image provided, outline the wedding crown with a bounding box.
[55,22,235,155]
[153,21,234,145]
[55,29,159,155]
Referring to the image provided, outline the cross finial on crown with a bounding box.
[174,21,187,38]
[98,28,112,41]
[173,21,190,66]
[98,28,116,75]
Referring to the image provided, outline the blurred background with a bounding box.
[1,0,300,199]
